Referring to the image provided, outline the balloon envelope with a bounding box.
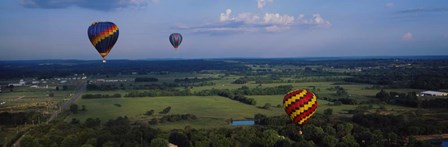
[169,33,182,49]
[283,89,318,126]
[88,22,119,61]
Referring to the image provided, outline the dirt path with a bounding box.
[414,133,448,141]
[16,96,25,100]
[47,81,87,122]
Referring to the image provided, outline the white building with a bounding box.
[9,79,26,86]
[418,91,448,97]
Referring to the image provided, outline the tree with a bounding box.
[334,101,342,106]
[56,86,59,91]
[261,129,281,147]
[323,124,337,136]
[336,88,348,97]
[145,110,155,116]
[81,105,86,111]
[337,123,353,138]
[322,134,338,147]
[324,108,333,116]
[149,118,158,125]
[303,125,325,143]
[21,136,42,147]
[263,103,272,109]
[274,139,291,147]
[9,85,14,92]
[84,118,101,128]
[339,135,360,147]
[159,106,172,114]
[254,113,267,124]
[85,138,97,146]
[70,104,78,114]
[70,118,80,124]
[150,138,169,147]
[293,140,315,147]
[233,78,249,84]
[60,135,80,147]
[63,85,68,91]
[49,92,54,97]
[375,89,390,102]
[169,132,190,147]
[102,141,118,147]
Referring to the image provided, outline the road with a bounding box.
[47,81,87,122]
[414,133,448,141]
[12,81,87,147]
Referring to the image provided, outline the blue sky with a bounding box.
[0,0,447,60]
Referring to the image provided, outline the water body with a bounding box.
[443,140,448,147]
[231,120,255,126]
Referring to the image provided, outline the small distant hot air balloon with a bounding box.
[283,89,318,135]
[88,22,119,63]
[169,33,183,49]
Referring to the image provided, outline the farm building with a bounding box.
[8,79,26,86]
[418,91,448,97]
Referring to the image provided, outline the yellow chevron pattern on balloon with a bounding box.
[289,95,317,120]
[92,25,118,46]
[283,89,318,128]
[299,111,316,125]
[283,90,308,108]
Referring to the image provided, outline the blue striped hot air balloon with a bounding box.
[169,33,182,50]
[88,22,119,63]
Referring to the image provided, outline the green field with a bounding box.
[72,80,426,130]
[67,96,285,129]
[0,87,73,111]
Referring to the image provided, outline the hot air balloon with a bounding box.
[169,33,182,49]
[283,89,318,135]
[88,22,119,63]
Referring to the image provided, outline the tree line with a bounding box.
[17,111,446,147]
[375,89,448,108]
[82,93,122,99]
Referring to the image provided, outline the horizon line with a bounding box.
[1,55,448,62]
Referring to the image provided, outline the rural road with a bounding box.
[47,81,87,122]
[12,80,87,147]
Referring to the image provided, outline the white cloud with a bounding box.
[385,2,395,8]
[180,9,331,34]
[220,9,233,22]
[264,13,295,25]
[402,32,414,41]
[235,13,261,24]
[257,0,273,9]
[120,0,147,5]
[297,14,331,28]
[265,25,290,32]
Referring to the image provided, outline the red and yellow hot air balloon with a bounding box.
[88,22,119,63]
[283,89,318,134]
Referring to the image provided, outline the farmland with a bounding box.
[1,58,448,146]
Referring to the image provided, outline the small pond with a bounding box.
[231,120,255,126]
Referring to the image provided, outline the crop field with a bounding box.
[67,96,284,129]
[0,87,73,112]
